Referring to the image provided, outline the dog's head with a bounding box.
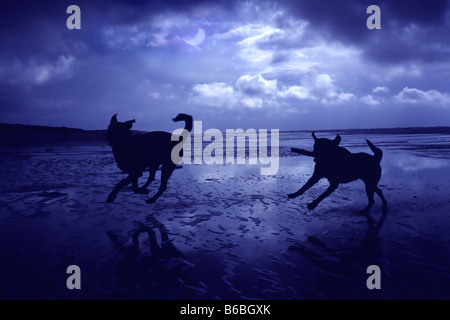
[106,114,135,144]
[311,132,341,157]
[172,113,190,122]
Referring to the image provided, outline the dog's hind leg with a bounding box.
[140,165,158,191]
[146,162,176,204]
[375,187,387,208]
[360,184,376,214]
[307,182,338,210]
[106,175,134,203]
[288,173,321,199]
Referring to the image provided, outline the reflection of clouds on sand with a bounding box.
[392,153,450,172]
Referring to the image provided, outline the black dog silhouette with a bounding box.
[288,132,387,213]
[106,113,192,204]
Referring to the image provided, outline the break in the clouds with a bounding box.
[0,0,449,130]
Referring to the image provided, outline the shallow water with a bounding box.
[0,133,449,299]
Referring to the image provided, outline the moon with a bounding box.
[185,28,206,47]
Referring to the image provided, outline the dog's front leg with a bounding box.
[307,182,338,210]
[106,175,134,202]
[288,173,321,199]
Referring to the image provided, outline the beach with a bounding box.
[0,131,449,299]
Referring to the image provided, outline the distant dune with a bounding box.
[316,126,450,135]
[0,123,107,147]
[282,126,450,135]
[1,122,449,147]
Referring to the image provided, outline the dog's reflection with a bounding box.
[359,208,387,255]
[107,216,206,299]
[289,209,388,298]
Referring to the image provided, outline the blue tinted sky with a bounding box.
[1,0,449,130]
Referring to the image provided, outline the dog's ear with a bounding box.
[125,119,135,128]
[110,114,118,124]
[312,131,318,141]
[334,135,341,145]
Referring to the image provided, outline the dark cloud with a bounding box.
[281,0,370,43]
[279,0,450,64]
[364,30,450,64]
[382,0,448,25]
[281,0,449,41]
[4,0,447,64]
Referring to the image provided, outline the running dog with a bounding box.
[106,113,192,204]
[288,132,387,213]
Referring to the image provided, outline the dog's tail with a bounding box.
[366,139,382,162]
[172,113,193,133]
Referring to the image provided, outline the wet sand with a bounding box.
[0,133,449,299]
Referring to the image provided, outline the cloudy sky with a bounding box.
[1,0,449,131]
